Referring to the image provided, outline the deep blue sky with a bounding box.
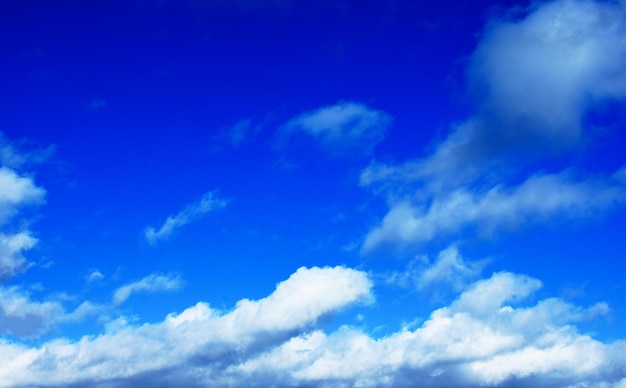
[1,0,626,386]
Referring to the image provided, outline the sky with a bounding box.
[1,0,626,386]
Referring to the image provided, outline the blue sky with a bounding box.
[2,0,626,386]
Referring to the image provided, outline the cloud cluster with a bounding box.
[281,101,393,156]
[144,191,228,244]
[361,0,626,252]
[1,263,623,387]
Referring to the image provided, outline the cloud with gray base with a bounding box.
[1,260,623,387]
[144,190,228,244]
[360,0,626,252]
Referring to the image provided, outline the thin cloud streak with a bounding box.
[144,191,228,244]
[113,273,184,306]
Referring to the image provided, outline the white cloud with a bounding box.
[0,286,64,338]
[0,232,37,281]
[0,264,623,387]
[113,273,184,306]
[0,167,45,226]
[144,190,227,244]
[0,266,372,387]
[361,0,626,192]
[0,166,45,279]
[281,101,392,156]
[447,0,626,187]
[226,271,623,387]
[363,168,626,251]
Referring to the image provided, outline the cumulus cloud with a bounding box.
[113,273,184,306]
[227,271,620,387]
[0,266,372,387]
[363,167,626,251]
[144,190,227,244]
[281,101,392,156]
[0,264,622,387]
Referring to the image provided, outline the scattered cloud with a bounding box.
[144,190,228,244]
[280,101,392,156]
[113,273,184,306]
[1,266,622,387]
[363,167,626,252]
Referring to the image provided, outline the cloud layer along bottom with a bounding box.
[1,263,624,388]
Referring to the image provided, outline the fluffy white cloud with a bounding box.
[144,190,227,244]
[224,271,623,387]
[113,273,184,306]
[363,168,626,251]
[0,266,372,387]
[0,263,623,387]
[281,102,392,156]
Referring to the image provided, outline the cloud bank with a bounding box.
[1,263,623,387]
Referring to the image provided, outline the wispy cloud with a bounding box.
[0,264,622,387]
[363,167,626,251]
[144,190,228,244]
[113,273,185,306]
[280,101,392,156]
